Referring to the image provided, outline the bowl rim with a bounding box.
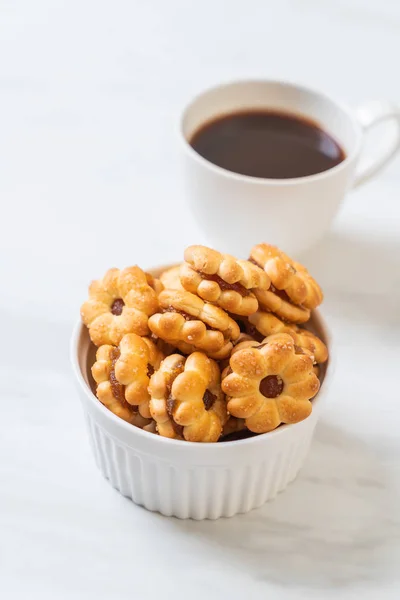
[71,304,335,450]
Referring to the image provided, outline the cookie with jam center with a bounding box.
[149,352,227,442]
[81,266,162,346]
[222,332,319,433]
[92,333,163,423]
[148,289,240,359]
[250,243,323,312]
[248,310,328,364]
[180,245,269,316]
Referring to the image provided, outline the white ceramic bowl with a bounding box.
[71,269,333,520]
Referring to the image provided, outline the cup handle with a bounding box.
[352,100,400,188]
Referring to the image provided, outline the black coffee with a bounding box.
[189,110,345,179]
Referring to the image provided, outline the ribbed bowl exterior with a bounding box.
[82,403,317,520]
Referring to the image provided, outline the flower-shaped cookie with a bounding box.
[250,243,323,310]
[92,333,164,420]
[313,364,320,378]
[248,310,328,364]
[253,287,310,323]
[145,272,164,295]
[180,245,269,316]
[148,289,240,359]
[81,266,161,346]
[160,265,185,291]
[149,352,227,442]
[222,333,320,433]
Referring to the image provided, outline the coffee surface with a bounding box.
[190,110,345,179]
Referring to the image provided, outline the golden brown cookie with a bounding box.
[81,266,160,346]
[148,354,185,439]
[253,288,310,323]
[159,265,185,291]
[180,245,269,316]
[92,334,164,420]
[222,333,320,433]
[145,272,164,295]
[148,289,240,359]
[149,352,227,442]
[174,340,234,360]
[250,243,323,310]
[248,310,328,364]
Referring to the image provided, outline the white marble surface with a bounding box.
[1,1,400,598]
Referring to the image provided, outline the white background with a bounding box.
[1,1,400,599]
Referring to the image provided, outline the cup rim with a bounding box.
[179,78,362,186]
[71,304,335,451]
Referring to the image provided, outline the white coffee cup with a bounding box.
[180,80,400,256]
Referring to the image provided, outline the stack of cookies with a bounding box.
[81,243,328,443]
